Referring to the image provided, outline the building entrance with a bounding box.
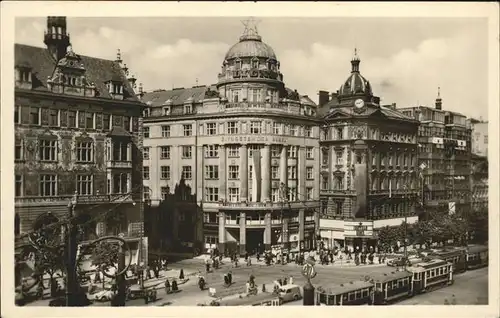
[246,229,264,254]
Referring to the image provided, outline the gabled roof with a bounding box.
[143,85,216,107]
[15,44,139,102]
[300,95,317,107]
[321,105,415,122]
[380,106,414,120]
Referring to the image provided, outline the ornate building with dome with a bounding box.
[142,22,321,256]
[317,51,421,251]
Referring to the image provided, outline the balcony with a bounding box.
[320,189,356,196]
[15,194,135,207]
[222,102,304,116]
[218,200,320,210]
[106,160,132,169]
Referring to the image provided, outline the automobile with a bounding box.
[278,284,302,303]
[93,289,116,302]
[387,257,411,267]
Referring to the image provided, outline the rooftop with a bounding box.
[15,44,139,102]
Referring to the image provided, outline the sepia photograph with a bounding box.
[1,2,499,318]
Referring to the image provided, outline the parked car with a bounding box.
[278,284,302,303]
[387,257,411,267]
[93,289,115,302]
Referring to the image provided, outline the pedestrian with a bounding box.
[224,274,229,286]
[283,278,287,285]
[228,271,233,285]
[165,279,171,294]
[172,279,178,292]
[278,278,283,286]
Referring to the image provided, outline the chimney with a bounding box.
[435,87,442,110]
[318,90,330,107]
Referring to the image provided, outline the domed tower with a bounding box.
[44,16,71,62]
[336,49,379,111]
[216,19,285,104]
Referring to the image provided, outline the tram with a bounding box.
[427,248,467,273]
[406,259,453,294]
[371,271,413,305]
[210,292,282,306]
[466,245,488,270]
[316,281,375,306]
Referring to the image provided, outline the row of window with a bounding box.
[321,149,416,167]
[15,139,95,162]
[321,201,414,217]
[143,122,315,138]
[321,126,416,143]
[143,145,315,160]
[150,185,314,203]
[14,106,136,132]
[15,140,132,163]
[143,165,316,181]
[426,266,450,279]
[15,173,132,197]
[320,174,418,191]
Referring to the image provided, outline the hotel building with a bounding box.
[142,24,321,256]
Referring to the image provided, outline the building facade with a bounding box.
[317,52,420,251]
[143,24,321,256]
[470,119,488,157]
[14,17,147,260]
[399,91,472,219]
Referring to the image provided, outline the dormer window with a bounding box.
[109,82,123,95]
[143,108,151,117]
[235,59,242,69]
[17,69,32,82]
[163,107,171,116]
[184,104,192,114]
[251,58,259,69]
[15,64,33,89]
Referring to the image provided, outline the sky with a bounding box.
[15,17,488,120]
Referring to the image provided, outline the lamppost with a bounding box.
[17,191,135,306]
[301,255,317,306]
[279,182,288,264]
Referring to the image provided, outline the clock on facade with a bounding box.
[354,99,365,109]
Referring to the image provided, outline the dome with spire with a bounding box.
[224,19,277,61]
[338,49,373,98]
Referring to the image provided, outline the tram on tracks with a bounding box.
[371,271,413,305]
[208,292,282,306]
[465,245,488,270]
[315,259,454,306]
[427,248,467,273]
[427,245,488,273]
[406,259,454,294]
[316,281,375,306]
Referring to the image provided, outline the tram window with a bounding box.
[355,290,361,298]
[327,295,334,305]
[336,295,342,304]
[342,294,348,302]
[348,292,355,301]
[398,280,403,288]
[362,289,369,297]
[319,293,326,303]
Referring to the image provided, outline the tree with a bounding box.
[377,226,399,253]
[467,206,488,244]
[83,240,120,288]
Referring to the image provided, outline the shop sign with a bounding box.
[354,222,368,236]
[221,135,288,143]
